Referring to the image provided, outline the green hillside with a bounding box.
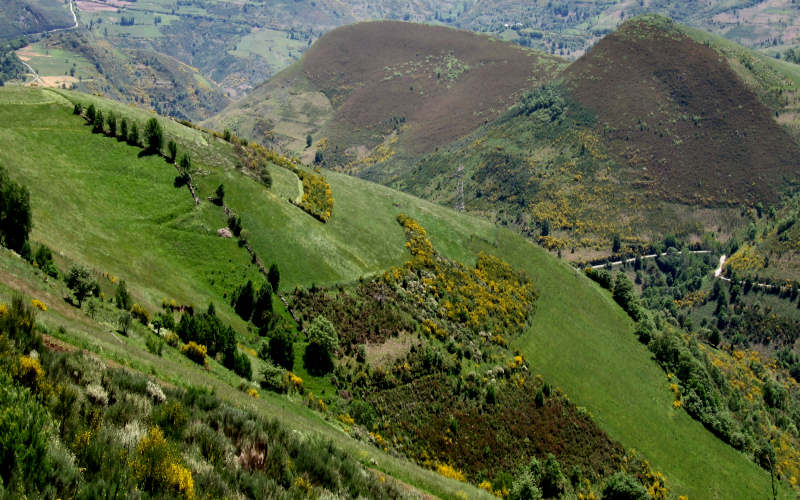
[0,85,790,497]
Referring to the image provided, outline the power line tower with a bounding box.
[454,164,465,212]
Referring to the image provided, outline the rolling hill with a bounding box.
[0,85,791,498]
[562,15,799,206]
[291,16,799,265]
[205,21,565,162]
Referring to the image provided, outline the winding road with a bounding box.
[19,0,79,85]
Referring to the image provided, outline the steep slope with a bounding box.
[0,86,788,498]
[0,0,74,40]
[205,21,565,162]
[562,15,799,206]
[387,17,800,263]
[18,31,230,121]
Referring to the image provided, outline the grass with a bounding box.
[16,44,96,81]
[0,85,788,498]
[477,230,790,499]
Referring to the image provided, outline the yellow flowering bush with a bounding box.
[131,427,195,499]
[436,463,466,481]
[30,299,47,311]
[180,341,207,367]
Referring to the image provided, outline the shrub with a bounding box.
[349,400,377,429]
[613,272,642,321]
[232,280,255,321]
[92,109,104,133]
[181,341,208,366]
[233,350,252,380]
[601,472,648,500]
[586,268,613,289]
[265,329,294,371]
[66,265,95,307]
[118,311,132,335]
[115,280,132,310]
[251,285,273,329]
[260,362,287,393]
[0,371,58,495]
[146,334,164,357]
[540,453,565,498]
[131,303,150,325]
[12,355,46,395]
[268,263,280,293]
[165,331,180,347]
[86,103,96,122]
[1,294,42,354]
[167,140,177,162]
[143,118,164,153]
[227,214,243,237]
[509,470,542,500]
[107,111,117,137]
[131,426,195,499]
[119,118,128,142]
[0,167,32,254]
[128,122,139,146]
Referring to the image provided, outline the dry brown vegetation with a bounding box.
[301,21,565,156]
[563,17,800,206]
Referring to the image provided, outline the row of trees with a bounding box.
[75,103,195,190]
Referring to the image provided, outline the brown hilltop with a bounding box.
[301,20,564,155]
[562,16,799,206]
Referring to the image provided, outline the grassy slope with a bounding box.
[0,86,785,498]
[0,85,493,500]
[483,232,786,498]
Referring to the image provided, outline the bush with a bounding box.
[509,470,542,500]
[131,426,194,499]
[66,265,95,307]
[118,311,132,335]
[232,280,255,321]
[349,400,377,429]
[251,285,273,329]
[601,472,648,500]
[130,303,150,325]
[143,118,164,153]
[586,268,613,289]
[0,166,31,254]
[128,122,139,146]
[167,140,177,162]
[181,341,208,366]
[92,109,104,133]
[233,350,252,380]
[260,362,287,393]
[146,334,164,357]
[540,453,565,498]
[33,244,58,278]
[1,294,42,354]
[613,272,642,321]
[265,329,294,371]
[0,371,57,495]
[268,263,280,293]
[116,280,132,310]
